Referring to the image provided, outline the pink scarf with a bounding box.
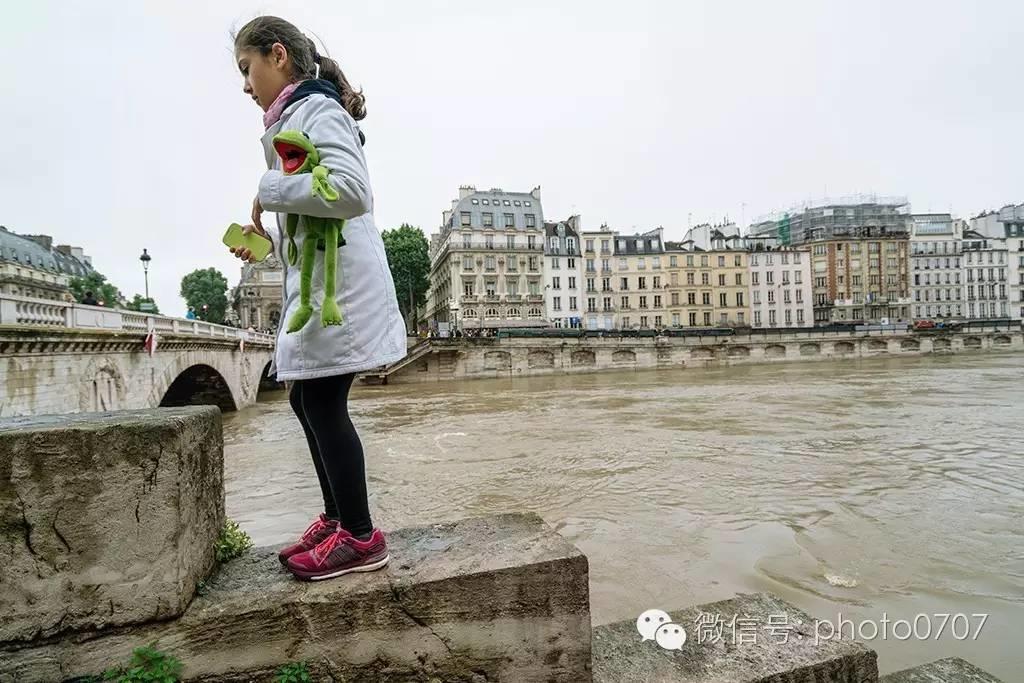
[263,82,301,130]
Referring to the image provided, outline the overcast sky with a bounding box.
[2,1,1021,316]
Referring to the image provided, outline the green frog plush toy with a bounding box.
[271,130,346,333]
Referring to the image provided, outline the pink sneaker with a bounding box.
[286,528,389,581]
[277,513,341,566]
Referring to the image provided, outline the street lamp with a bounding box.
[139,249,152,299]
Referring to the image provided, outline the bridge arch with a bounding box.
[159,364,237,411]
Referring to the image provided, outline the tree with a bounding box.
[382,224,430,333]
[125,294,160,314]
[69,271,122,307]
[180,268,228,324]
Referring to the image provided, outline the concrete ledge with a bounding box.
[592,592,877,682]
[0,512,592,683]
[0,407,224,643]
[881,657,1004,682]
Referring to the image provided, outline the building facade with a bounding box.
[0,226,93,300]
[747,246,813,328]
[750,196,910,246]
[613,228,667,329]
[233,253,284,331]
[664,243,715,327]
[426,185,546,333]
[544,216,584,328]
[580,225,617,330]
[962,231,1009,320]
[809,233,910,324]
[707,232,749,326]
[909,214,963,320]
[998,204,1024,320]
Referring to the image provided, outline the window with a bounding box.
[552,257,560,270]
[528,307,542,318]
[485,256,496,271]
[463,282,474,296]
[784,290,791,303]
[735,255,742,267]
[655,315,663,327]
[620,277,629,290]
[618,258,628,270]
[814,244,826,255]
[752,272,759,286]
[621,316,631,327]
[796,290,803,303]
[718,274,726,286]
[702,292,711,305]
[670,255,678,267]
[462,234,472,249]
[550,237,559,251]
[567,237,576,252]
[671,272,679,286]
[507,235,516,249]
[793,252,802,264]
[785,309,792,325]
[553,277,561,289]
[503,200,511,206]
[529,280,540,295]
[769,309,777,325]
[852,275,861,286]
[483,212,493,227]
[570,296,578,310]
[460,211,471,226]
[638,257,646,270]
[703,312,712,325]
[485,235,494,249]
[653,276,661,288]
[672,313,680,326]
[653,257,661,269]
[601,239,610,253]
[768,290,775,304]
[719,293,727,306]
[754,310,762,326]
[525,214,536,228]
[794,272,802,284]
[735,273,743,285]
[507,256,517,271]
[586,259,596,272]
[485,280,496,296]
[689,312,697,326]
[639,276,647,290]
[528,235,536,249]
[602,278,610,291]
[472,199,479,205]
[568,258,576,269]
[654,295,662,308]
[639,296,648,309]
[553,297,561,311]
[528,256,538,271]
[702,273,710,285]
[504,213,515,228]
[736,292,744,306]
[797,309,804,323]
[766,272,774,285]
[701,255,709,267]
[482,199,489,205]
[621,296,630,309]
[462,256,473,270]
[688,292,696,305]
[603,297,611,311]
[718,256,725,267]
[569,276,577,289]
[602,258,611,272]
[586,239,595,252]
[687,255,694,267]
[753,290,761,304]
[671,292,680,305]
[508,281,518,295]
[640,316,649,327]
[687,272,695,285]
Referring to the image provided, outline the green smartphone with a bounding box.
[223,223,273,262]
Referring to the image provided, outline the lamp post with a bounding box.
[139,248,151,299]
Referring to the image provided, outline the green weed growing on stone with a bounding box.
[94,644,183,682]
[214,519,253,563]
[274,661,312,683]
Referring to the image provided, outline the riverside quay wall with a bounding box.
[370,323,1022,384]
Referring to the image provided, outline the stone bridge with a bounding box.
[0,294,276,417]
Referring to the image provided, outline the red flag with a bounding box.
[143,330,158,356]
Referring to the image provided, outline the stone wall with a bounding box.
[0,408,224,644]
[381,326,1024,384]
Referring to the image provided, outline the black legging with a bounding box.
[288,374,373,537]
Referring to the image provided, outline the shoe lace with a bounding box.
[313,530,347,558]
[302,516,330,541]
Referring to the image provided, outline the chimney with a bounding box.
[56,244,72,256]
[458,185,476,200]
[24,234,53,250]
[531,185,542,201]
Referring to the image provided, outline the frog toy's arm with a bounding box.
[272,130,346,333]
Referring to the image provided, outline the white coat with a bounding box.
[257,93,406,380]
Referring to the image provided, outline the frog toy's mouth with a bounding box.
[274,140,309,175]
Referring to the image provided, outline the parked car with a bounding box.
[913,320,936,330]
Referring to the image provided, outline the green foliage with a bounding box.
[125,294,160,314]
[69,271,122,307]
[381,224,430,332]
[94,644,183,682]
[275,661,313,683]
[179,268,228,324]
[214,519,253,563]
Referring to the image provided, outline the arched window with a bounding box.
[464,308,478,318]
[507,308,521,318]
[528,307,543,318]
[485,308,500,318]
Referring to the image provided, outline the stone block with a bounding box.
[0,512,592,683]
[592,592,878,682]
[881,657,1004,682]
[0,407,224,643]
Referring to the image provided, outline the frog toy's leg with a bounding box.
[285,213,299,266]
[320,219,345,327]
[286,230,319,333]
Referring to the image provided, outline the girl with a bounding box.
[229,16,407,581]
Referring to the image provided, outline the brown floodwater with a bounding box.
[223,352,1023,678]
